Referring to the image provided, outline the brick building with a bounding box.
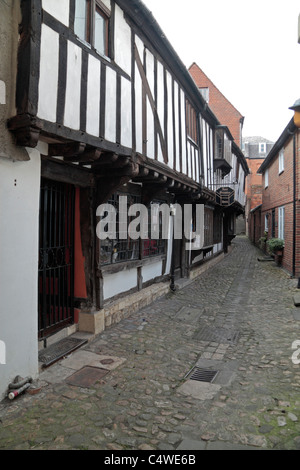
[243,137,274,240]
[189,62,244,147]
[258,119,300,278]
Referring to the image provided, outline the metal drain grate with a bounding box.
[39,337,88,368]
[186,367,219,383]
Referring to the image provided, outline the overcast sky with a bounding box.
[142,0,300,143]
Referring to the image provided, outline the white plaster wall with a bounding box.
[114,5,132,77]
[86,55,101,137]
[174,81,180,172]
[181,90,187,175]
[135,62,143,154]
[166,71,174,170]
[42,0,70,26]
[0,149,41,400]
[64,41,82,130]
[105,67,117,142]
[156,61,165,164]
[103,268,137,300]
[142,261,162,283]
[120,77,132,148]
[134,37,144,154]
[213,242,223,254]
[37,24,59,123]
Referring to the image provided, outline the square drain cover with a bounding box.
[193,326,239,344]
[66,366,109,387]
[186,367,219,383]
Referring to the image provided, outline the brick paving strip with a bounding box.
[1,236,300,450]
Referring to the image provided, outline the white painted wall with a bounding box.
[37,24,59,123]
[86,55,101,137]
[105,67,117,142]
[64,41,82,130]
[114,4,132,77]
[120,77,132,148]
[142,261,162,283]
[0,149,41,400]
[42,0,70,27]
[103,268,137,300]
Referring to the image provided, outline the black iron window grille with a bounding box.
[99,192,140,265]
[99,194,167,265]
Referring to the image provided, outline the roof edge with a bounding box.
[258,119,297,173]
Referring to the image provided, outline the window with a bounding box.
[143,203,167,258]
[279,149,284,173]
[186,101,198,143]
[278,206,285,240]
[265,214,269,232]
[199,87,209,103]
[99,193,167,265]
[74,0,110,56]
[259,143,266,153]
[213,211,222,244]
[264,169,269,188]
[99,192,140,265]
[204,208,214,247]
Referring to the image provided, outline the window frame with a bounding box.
[279,148,284,174]
[278,206,285,240]
[74,0,110,57]
[99,192,167,266]
[259,143,266,154]
[264,168,269,188]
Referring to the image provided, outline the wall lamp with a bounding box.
[289,99,300,128]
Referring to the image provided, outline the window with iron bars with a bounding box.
[99,193,167,265]
[143,202,167,258]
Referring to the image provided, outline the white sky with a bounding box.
[142,0,300,143]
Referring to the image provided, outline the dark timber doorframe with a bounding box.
[38,178,75,338]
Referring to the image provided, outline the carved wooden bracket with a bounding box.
[7,114,41,148]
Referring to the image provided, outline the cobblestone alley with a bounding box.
[1,236,300,450]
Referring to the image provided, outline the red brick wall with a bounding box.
[261,130,300,277]
[245,159,264,210]
[189,63,243,146]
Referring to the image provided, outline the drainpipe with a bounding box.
[170,200,176,292]
[293,132,300,288]
[293,132,296,279]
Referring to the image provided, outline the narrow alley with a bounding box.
[0,236,300,450]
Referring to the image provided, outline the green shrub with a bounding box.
[266,238,284,254]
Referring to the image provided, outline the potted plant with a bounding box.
[258,232,268,251]
[266,238,284,264]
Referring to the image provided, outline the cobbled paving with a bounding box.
[1,236,300,450]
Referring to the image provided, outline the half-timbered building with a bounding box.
[0,0,248,398]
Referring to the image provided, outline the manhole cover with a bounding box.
[186,367,219,383]
[193,326,239,344]
[174,306,202,323]
[39,337,88,367]
[66,366,109,387]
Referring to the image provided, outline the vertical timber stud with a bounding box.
[17,0,42,115]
